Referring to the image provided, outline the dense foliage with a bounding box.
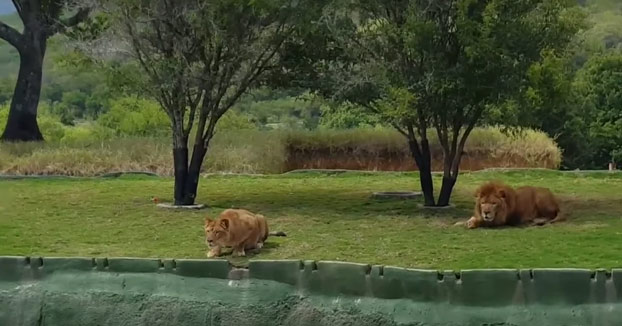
[0,0,621,170]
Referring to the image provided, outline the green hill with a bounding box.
[0,13,23,78]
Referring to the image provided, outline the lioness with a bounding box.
[458,181,564,229]
[204,209,285,257]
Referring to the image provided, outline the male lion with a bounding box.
[458,181,564,229]
[204,209,285,257]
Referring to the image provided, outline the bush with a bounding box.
[234,91,322,129]
[0,103,66,142]
[0,131,284,176]
[575,54,622,168]
[0,104,7,129]
[284,127,561,171]
[97,97,170,137]
[319,102,381,129]
[217,110,257,131]
[0,127,560,176]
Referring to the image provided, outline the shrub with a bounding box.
[284,127,561,171]
[217,110,257,131]
[0,103,66,142]
[319,102,381,129]
[97,97,170,137]
[0,127,560,176]
[0,104,7,129]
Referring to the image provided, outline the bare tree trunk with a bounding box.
[437,137,457,207]
[418,138,436,207]
[407,138,436,206]
[173,147,189,205]
[181,143,208,205]
[437,175,457,207]
[437,126,472,207]
[1,46,45,142]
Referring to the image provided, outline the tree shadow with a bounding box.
[205,188,477,221]
[192,175,622,223]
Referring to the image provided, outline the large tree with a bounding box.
[0,0,90,141]
[574,54,622,168]
[296,0,584,206]
[103,0,325,205]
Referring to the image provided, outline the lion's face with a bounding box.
[479,197,504,221]
[204,218,230,247]
[477,189,509,222]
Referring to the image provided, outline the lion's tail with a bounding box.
[269,231,287,237]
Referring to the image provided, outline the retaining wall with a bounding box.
[1,256,622,325]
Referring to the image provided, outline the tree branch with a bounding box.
[220,25,295,116]
[406,123,424,166]
[64,7,91,27]
[50,7,91,35]
[12,0,26,23]
[361,102,407,136]
[0,20,24,50]
[451,105,484,177]
[184,89,203,139]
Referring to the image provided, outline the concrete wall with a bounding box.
[1,256,622,325]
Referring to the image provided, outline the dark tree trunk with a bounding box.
[181,144,208,205]
[173,147,189,206]
[0,2,90,142]
[436,145,466,207]
[172,141,209,206]
[1,48,45,142]
[418,138,436,207]
[437,176,457,207]
[408,138,436,206]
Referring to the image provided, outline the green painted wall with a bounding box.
[1,256,621,325]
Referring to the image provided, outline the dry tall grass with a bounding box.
[0,127,560,176]
[285,127,561,171]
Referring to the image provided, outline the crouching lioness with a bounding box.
[457,181,565,229]
[204,209,285,258]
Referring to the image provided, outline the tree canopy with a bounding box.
[295,0,585,206]
[98,0,328,205]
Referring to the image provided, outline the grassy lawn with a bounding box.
[1,170,621,269]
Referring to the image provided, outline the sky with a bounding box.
[0,1,15,16]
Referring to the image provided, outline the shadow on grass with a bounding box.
[207,186,622,225]
[201,242,282,267]
[205,188,474,220]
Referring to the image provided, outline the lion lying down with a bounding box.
[204,208,285,258]
[457,181,565,229]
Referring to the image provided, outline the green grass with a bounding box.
[1,170,621,269]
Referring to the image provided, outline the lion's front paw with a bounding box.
[256,242,264,249]
[207,248,220,258]
[466,216,479,229]
[233,249,246,257]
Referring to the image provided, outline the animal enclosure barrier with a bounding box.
[1,256,621,325]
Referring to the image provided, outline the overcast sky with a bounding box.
[0,1,15,16]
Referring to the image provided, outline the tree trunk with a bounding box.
[408,138,436,206]
[437,147,466,207]
[418,138,436,207]
[1,50,45,142]
[181,143,208,205]
[173,147,189,206]
[437,176,456,207]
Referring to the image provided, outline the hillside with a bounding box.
[0,13,22,77]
